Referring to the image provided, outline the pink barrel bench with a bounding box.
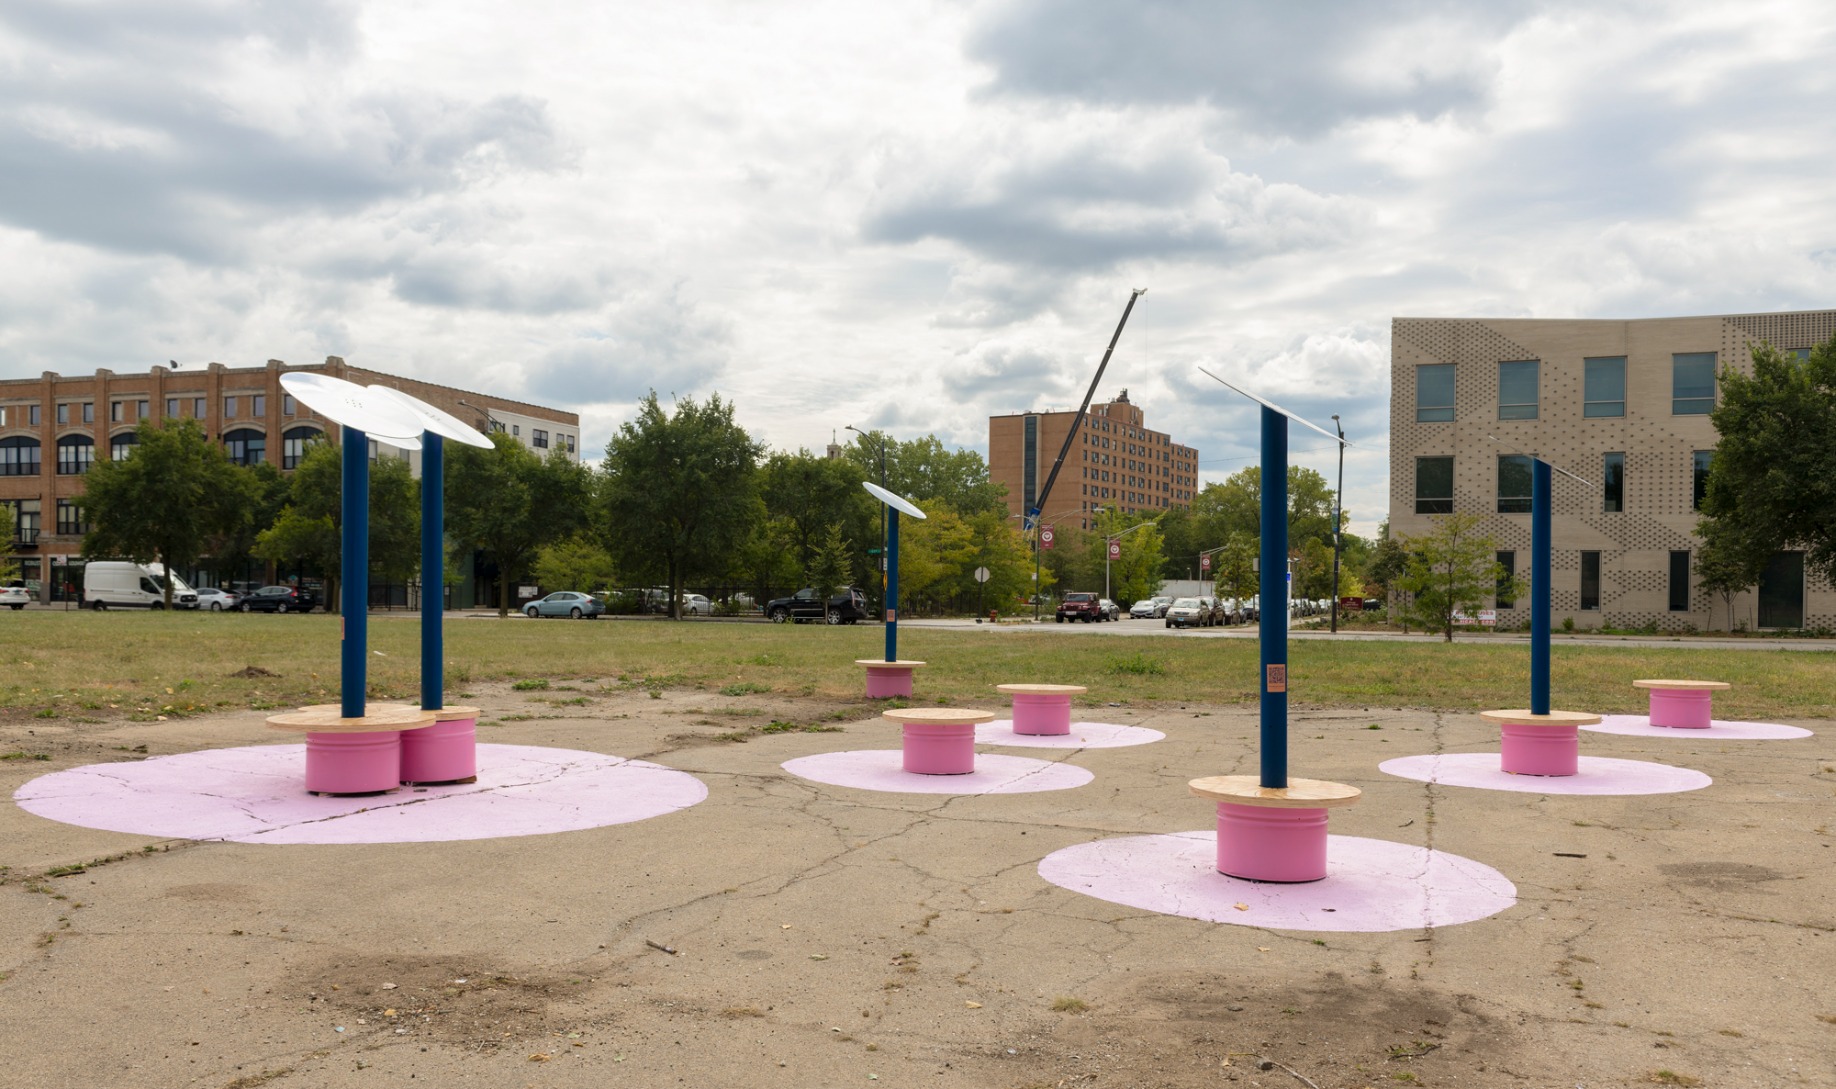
[401,705,482,785]
[881,707,995,775]
[857,659,927,699]
[267,704,436,794]
[1479,709,1603,776]
[1188,775,1362,883]
[994,683,1087,735]
[1632,679,1730,729]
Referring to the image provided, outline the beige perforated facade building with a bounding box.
[1387,310,1836,632]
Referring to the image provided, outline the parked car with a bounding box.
[238,585,318,613]
[524,591,604,619]
[680,593,712,617]
[1055,592,1106,623]
[194,588,242,612]
[765,586,870,624]
[1130,596,1171,619]
[1097,598,1122,621]
[85,562,201,610]
[1,585,28,610]
[1164,597,1212,628]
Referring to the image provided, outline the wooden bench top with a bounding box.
[856,659,927,669]
[880,707,995,726]
[299,702,481,722]
[1188,775,1362,809]
[1479,709,1602,728]
[1632,679,1730,691]
[267,705,437,733]
[995,683,1087,695]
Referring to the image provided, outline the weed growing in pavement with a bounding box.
[511,678,550,691]
[720,682,772,696]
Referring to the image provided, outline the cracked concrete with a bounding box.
[1,682,1833,1088]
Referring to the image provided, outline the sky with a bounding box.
[3,0,1834,538]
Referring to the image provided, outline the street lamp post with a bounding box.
[1330,414,1345,634]
[845,425,888,615]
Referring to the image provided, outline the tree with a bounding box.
[1695,522,1765,632]
[1698,336,1836,586]
[1190,465,1339,554]
[1364,524,1410,606]
[448,435,593,617]
[533,535,618,593]
[206,461,289,578]
[79,419,249,608]
[253,437,423,612]
[841,431,1007,517]
[803,522,853,598]
[758,449,873,584]
[1213,532,1259,606]
[600,392,763,619]
[1110,520,1166,605]
[1396,514,1513,642]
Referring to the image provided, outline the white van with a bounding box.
[84,562,201,611]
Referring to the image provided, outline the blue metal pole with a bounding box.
[1259,407,1288,789]
[341,426,369,719]
[1531,458,1551,716]
[420,432,443,711]
[885,508,900,662]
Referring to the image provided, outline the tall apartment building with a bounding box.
[988,390,1199,532]
[1388,310,1836,631]
[0,356,580,604]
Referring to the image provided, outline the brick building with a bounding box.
[1388,310,1836,631]
[988,391,1199,532]
[0,356,579,606]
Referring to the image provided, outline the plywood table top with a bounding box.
[880,707,996,726]
[1479,709,1602,728]
[267,706,437,733]
[1188,775,1362,809]
[856,659,928,669]
[995,684,1088,695]
[1632,679,1730,691]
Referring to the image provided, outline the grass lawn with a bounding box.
[2,611,1831,723]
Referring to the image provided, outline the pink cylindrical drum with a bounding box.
[1011,693,1072,735]
[1648,689,1712,729]
[400,715,478,784]
[901,722,975,774]
[865,667,914,699]
[1499,723,1579,776]
[304,732,402,794]
[1215,803,1329,883]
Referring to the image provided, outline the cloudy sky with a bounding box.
[4,0,1834,535]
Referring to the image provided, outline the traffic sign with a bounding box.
[973,566,991,583]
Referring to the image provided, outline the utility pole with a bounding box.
[1330,414,1345,634]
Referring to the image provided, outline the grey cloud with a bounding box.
[522,290,732,405]
[0,3,563,261]
[864,137,1367,283]
[939,344,1080,402]
[967,0,1541,136]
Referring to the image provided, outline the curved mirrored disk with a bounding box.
[863,480,927,519]
[1196,367,1350,447]
[367,385,494,449]
[279,373,423,440]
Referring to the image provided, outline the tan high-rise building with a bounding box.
[988,390,1199,532]
[1388,310,1836,631]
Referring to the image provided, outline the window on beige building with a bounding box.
[1602,452,1624,512]
[1415,456,1453,514]
[1416,364,1455,422]
[1498,360,1538,420]
[1580,551,1601,610]
[1584,357,1625,417]
[1497,455,1532,513]
[1673,353,1716,414]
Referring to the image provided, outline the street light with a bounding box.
[455,399,503,436]
[845,425,888,614]
[1098,508,1166,602]
[1330,414,1345,634]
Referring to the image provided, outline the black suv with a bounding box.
[765,586,870,625]
[238,585,319,613]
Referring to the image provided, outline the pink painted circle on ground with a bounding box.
[974,721,1166,749]
[1379,753,1711,795]
[1039,831,1516,932]
[1584,714,1812,741]
[13,744,708,844]
[782,750,1093,794]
